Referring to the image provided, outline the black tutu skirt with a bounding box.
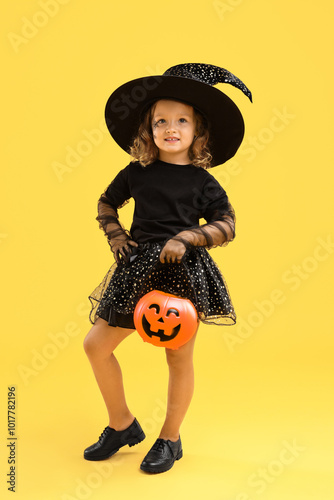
[88,242,236,329]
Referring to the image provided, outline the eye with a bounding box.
[153,119,165,128]
[148,303,160,313]
[166,308,180,317]
[179,118,187,123]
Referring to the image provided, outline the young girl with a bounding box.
[83,63,252,474]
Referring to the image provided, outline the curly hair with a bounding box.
[128,100,213,169]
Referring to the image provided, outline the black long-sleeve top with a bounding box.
[100,159,235,245]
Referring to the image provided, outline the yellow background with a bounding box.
[1,1,333,499]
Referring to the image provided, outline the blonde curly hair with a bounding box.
[128,100,213,169]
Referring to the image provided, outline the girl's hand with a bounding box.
[160,239,187,264]
[110,239,138,264]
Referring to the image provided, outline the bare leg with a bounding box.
[159,324,199,442]
[83,317,135,431]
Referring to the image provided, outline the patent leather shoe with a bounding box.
[84,418,145,461]
[140,437,182,473]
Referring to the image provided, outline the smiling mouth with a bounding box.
[142,315,181,342]
[165,138,179,142]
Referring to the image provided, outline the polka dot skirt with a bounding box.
[88,243,236,329]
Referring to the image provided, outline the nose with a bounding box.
[165,120,177,134]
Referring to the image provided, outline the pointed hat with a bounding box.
[105,63,252,166]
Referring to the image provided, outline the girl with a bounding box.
[83,63,252,474]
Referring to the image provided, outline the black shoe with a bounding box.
[84,418,146,461]
[140,437,183,473]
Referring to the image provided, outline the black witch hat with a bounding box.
[105,63,252,167]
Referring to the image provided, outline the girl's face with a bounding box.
[151,100,196,164]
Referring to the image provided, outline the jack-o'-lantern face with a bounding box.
[134,290,198,350]
[143,303,181,341]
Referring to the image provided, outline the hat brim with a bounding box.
[105,75,245,166]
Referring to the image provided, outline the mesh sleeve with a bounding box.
[96,191,131,252]
[95,166,132,252]
[171,213,235,250]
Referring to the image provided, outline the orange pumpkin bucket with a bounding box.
[134,290,198,350]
